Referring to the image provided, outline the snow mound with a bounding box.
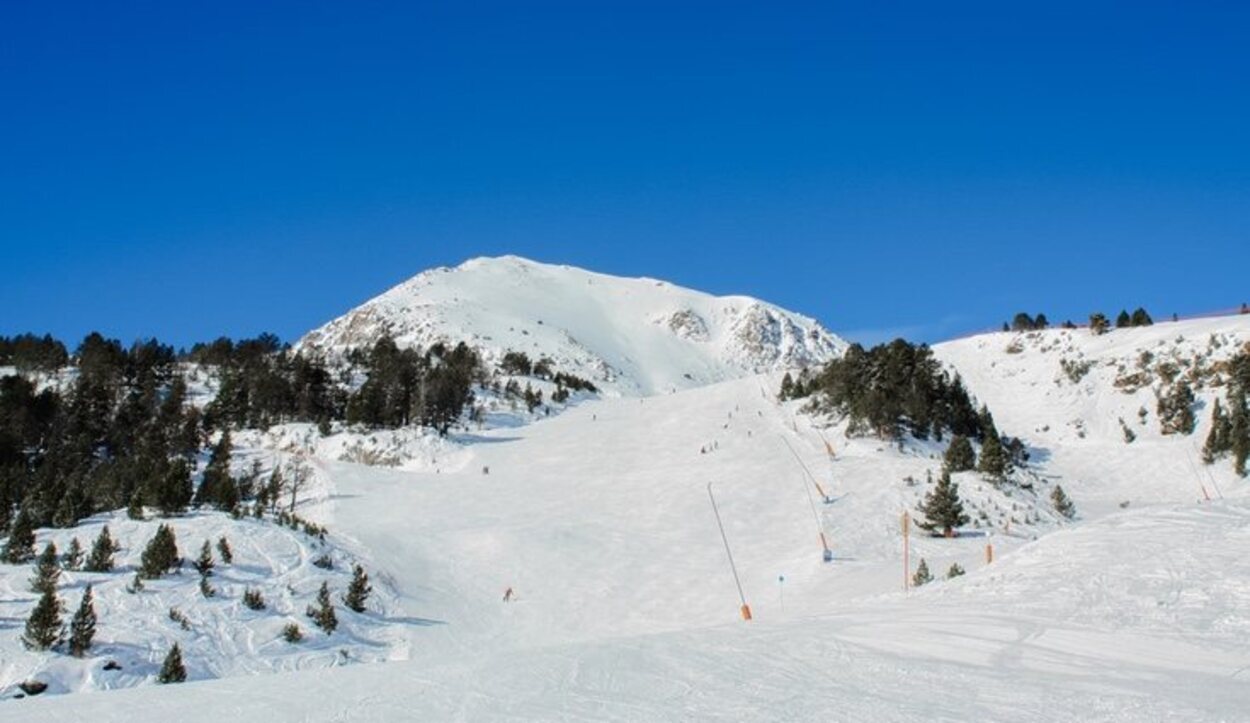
[297,256,845,396]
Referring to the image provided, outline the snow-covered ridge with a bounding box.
[298,255,846,396]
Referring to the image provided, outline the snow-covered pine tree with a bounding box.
[1202,398,1232,464]
[63,537,83,570]
[307,581,338,633]
[946,563,965,579]
[344,564,372,613]
[22,587,63,650]
[918,469,969,537]
[1051,485,1076,519]
[912,559,932,586]
[140,524,179,579]
[943,435,976,473]
[216,536,233,564]
[68,584,97,657]
[3,507,37,563]
[192,540,214,577]
[1158,380,1197,435]
[30,541,60,594]
[84,525,117,572]
[158,643,187,683]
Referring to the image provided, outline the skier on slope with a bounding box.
[503,587,514,603]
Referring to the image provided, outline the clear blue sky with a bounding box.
[3,1,1247,348]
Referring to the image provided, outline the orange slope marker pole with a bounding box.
[707,481,752,622]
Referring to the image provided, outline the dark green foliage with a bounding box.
[976,408,1009,479]
[1230,385,1249,477]
[3,506,37,563]
[140,524,180,579]
[63,537,83,570]
[800,340,981,442]
[0,333,69,372]
[912,559,932,587]
[1130,308,1153,326]
[344,564,372,613]
[946,563,965,579]
[282,623,304,643]
[1051,485,1076,519]
[1116,310,1132,328]
[242,588,266,610]
[778,372,796,401]
[84,525,117,572]
[68,585,97,657]
[1009,313,1048,331]
[1202,398,1231,464]
[499,351,533,376]
[196,431,237,510]
[917,469,969,536]
[158,643,187,684]
[30,541,60,594]
[1089,313,1110,335]
[307,581,338,634]
[22,587,63,650]
[943,435,976,473]
[1157,380,1196,435]
[192,539,214,577]
[216,536,233,564]
[198,575,216,598]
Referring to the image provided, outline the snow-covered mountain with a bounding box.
[298,256,846,396]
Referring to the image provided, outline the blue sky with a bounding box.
[2,1,1247,348]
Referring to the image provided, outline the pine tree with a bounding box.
[1230,387,1250,477]
[307,581,338,634]
[216,536,233,564]
[22,587,63,650]
[1202,398,1232,464]
[1130,307,1153,327]
[158,643,187,683]
[84,526,117,572]
[977,408,1008,479]
[344,564,372,613]
[127,490,145,520]
[29,541,60,594]
[917,469,969,536]
[1088,313,1110,336]
[943,435,976,473]
[140,524,179,579]
[912,559,932,586]
[68,584,97,657]
[3,507,37,563]
[1158,380,1196,435]
[946,563,965,579]
[63,537,83,570]
[196,431,236,510]
[1115,309,1132,328]
[1051,485,1076,519]
[778,372,795,400]
[192,540,214,577]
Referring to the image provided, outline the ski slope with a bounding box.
[8,337,1250,718]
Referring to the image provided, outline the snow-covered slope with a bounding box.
[298,256,846,396]
[935,315,1250,515]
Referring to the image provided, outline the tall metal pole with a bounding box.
[707,481,752,621]
[902,511,911,592]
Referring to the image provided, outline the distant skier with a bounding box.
[503,587,514,603]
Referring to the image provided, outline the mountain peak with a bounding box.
[298,257,845,396]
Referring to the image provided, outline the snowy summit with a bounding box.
[298,256,846,396]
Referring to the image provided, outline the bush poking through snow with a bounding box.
[912,559,933,587]
[307,581,338,634]
[158,643,187,684]
[1051,486,1077,520]
[344,564,373,613]
[242,588,266,610]
[282,623,304,643]
[216,536,234,564]
[946,563,965,580]
[168,607,190,631]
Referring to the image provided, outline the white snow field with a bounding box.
[3,258,1250,720]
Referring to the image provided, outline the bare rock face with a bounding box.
[299,256,845,396]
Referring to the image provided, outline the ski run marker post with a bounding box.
[707,481,752,622]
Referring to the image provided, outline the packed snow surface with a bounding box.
[5,303,1250,719]
[298,255,846,396]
